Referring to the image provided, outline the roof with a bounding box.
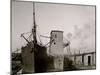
[51,30,63,34]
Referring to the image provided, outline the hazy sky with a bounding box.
[12,1,95,53]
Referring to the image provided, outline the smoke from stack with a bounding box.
[66,20,95,53]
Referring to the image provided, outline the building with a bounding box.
[49,30,64,71]
[69,51,96,69]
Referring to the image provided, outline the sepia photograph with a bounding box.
[11,0,96,75]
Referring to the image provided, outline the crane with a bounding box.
[21,33,30,44]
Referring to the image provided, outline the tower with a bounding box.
[50,30,64,71]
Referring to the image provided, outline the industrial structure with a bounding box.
[12,2,96,75]
[49,30,64,71]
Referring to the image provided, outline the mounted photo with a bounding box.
[11,0,96,75]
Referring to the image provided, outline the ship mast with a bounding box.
[32,2,37,44]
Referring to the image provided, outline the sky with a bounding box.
[12,1,95,53]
